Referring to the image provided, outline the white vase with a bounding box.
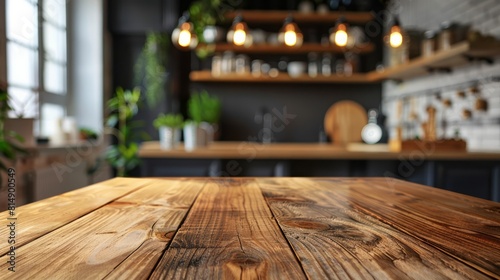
[184,123,207,152]
[159,127,181,150]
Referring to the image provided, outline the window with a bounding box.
[5,0,67,136]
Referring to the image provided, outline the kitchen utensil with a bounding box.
[475,98,488,111]
[324,100,367,145]
[462,109,472,120]
[361,109,382,144]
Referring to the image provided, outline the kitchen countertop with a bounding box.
[1,177,499,279]
[139,141,500,160]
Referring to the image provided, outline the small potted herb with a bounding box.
[153,113,184,150]
[184,90,221,151]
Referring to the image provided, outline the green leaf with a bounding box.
[8,131,24,143]
[106,115,119,127]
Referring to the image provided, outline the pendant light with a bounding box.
[330,17,348,47]
[388,15,403,48]
[227,15,251,47]
[278,16,303,47]
[171,12,198,50]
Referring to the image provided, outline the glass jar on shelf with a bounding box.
[251,59,263,77]
[438,21,454,50]
[221,51,235,74]
[421,30,436,57]
[235,54,250,75]
[321,53,332,76]
[344,52,358,76]
[307,52,318,77]
[211,54,222,77]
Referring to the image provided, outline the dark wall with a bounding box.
[108,0,384,143]
[193,83,381,142]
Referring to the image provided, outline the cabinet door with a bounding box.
[436,162,495,200]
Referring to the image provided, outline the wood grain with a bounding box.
[150,178,306,279]
[223,10,374,24]
[258,178,498,279]
[324,101,368,145]
[139,141,500,160]
[190,70,376,84]
[0,179,204,279]
[1,178,499,279]
[0,177,151,256]
[369,41,500,81]
[197,43,375,55]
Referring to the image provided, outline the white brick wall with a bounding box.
[383,0,500,151]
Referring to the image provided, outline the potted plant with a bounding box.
[0,85,27,189]
[184,90,221,151]
[153,113,183,150]
[134,32,169,109]
[104,87,145,177]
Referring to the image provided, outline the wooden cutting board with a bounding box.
[324,101,367,145]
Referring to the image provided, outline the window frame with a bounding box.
[3,0,68,132]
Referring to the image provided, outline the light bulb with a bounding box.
[389,26,403,48]
[334,28,348,47]
[172,13,198,50]
[233,25,246,46]
[279,17,303,47]
[228,16,250,47]
[178,29,192,48]
[330,19,349,47]
[388,15,404,48]
[284,31,297,46]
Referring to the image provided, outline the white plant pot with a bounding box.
[183,123,207,152]
[158,127,181,150]
[200,122,215,144]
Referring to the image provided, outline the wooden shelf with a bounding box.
[371,41,500,81]
[224,10,374,25]
[198,42,374,54]
[190,70,376,83]
[192,41,500,84]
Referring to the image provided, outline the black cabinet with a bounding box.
[141,157,500,202]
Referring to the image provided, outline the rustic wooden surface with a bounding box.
[138,141,500,160]
[1,177,499,279]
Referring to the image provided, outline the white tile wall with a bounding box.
[383,0,500,151]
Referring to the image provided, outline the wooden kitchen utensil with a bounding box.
[324,101,367,145]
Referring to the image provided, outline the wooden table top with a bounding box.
[1,177,499,279]
[139,141,500,160]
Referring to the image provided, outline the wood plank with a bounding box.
[0,177,151,256]
[138,141,500,160]
[315,178,500,278]
[0,179,204,279]
[258,178,497,279]
[372,41,500,81]
[224,10,374,24]
[199,42,374,54]
[150,178,306,279]
[105,179,205,279]
[190,70,375,84]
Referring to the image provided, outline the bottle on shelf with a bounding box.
[211,54,222,77]
[421,30,436,57]
[321,53,332,76]
[308,52,318,77]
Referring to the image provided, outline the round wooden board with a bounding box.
[324,101,367,145]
